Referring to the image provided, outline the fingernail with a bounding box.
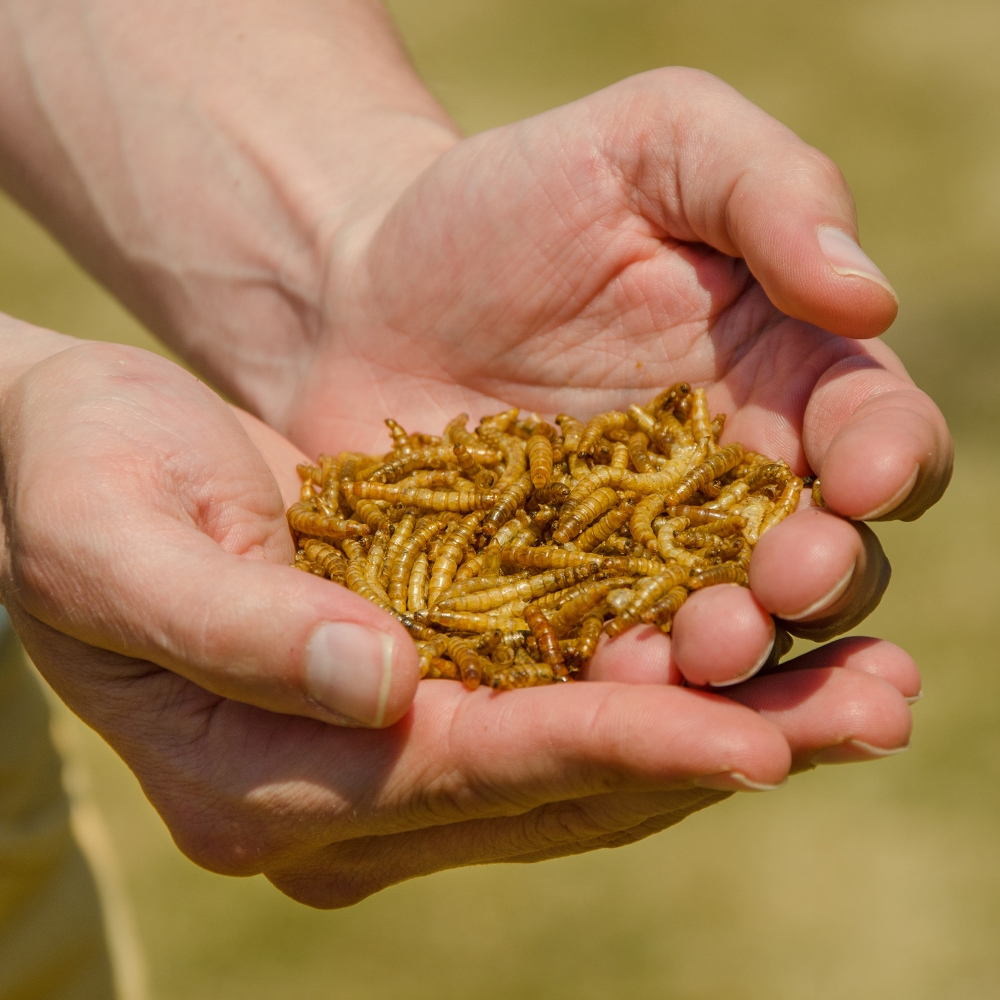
[906,690,924,706]
[694,772,787,793]
[810,739,910,766]
[779,562,855,622]
[854,465,919,521]
[708,636,775,689]
[817,226,898,300]
[304,622,394,727]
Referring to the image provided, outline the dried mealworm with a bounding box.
[501,545,604,571]
[640,586,689,630]
[552,486,619,543]
[407,551,429,612]
[663,443,745,506]
[523,606,565,670]
[759,476,803,536]
[675,516,748,547]
[416,609,529,633]
[293,551,327,576]
[629,493,668,550]
[481,473,533,536]
[556,414,585,453]
[436,565,596,612]
[687,563,749,589]
[690,387,713,450]
[300,539,348,585]
[575,498,637,552]
[526,433,554,488]
[445,636,484,689]
[428,510,485,606]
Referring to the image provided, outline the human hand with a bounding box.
[278,68,951,687]
[0,333,917,906]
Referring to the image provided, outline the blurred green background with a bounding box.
[2,1,999,997]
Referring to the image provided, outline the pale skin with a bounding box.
[0,0,945,906]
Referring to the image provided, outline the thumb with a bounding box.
[151,533,421,728]
[598,67,898,338]
[21,521,420,729]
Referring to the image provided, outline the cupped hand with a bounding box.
[0,336,916,906]
[276,67,951,688]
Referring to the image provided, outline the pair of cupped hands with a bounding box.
[0,71,950,907]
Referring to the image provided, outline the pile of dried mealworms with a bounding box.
[288,384,805,690]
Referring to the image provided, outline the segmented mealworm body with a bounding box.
[701,537,746,564]
[436,565,595,612]
[575,615,604,661]
[427,656,460,680]
[616,449,701,494]
[643,382,691,416]
[526,433,554,488]
[391,514,452,610]
[501,546,604,571]
[606,566,688,635]
[547,578,634,634]
[345,482,498,512]
[294,551,326,576]
[738,495,772,545]
[592,535,636,556]
[759,477,803,535]
[690,388,713,449]
[444,413,477,449]
[481,474,533,536]
[490,661,557,689]
[300,539,348,585]
[286,502,371,543]
[575,499,636,552]
[601,556,671,578]
[453,444,496,488]
[345,547,391,609]
[428,511,485,606]
[552,486,619,543]
[664,443,745,506]
[745,462,792,493]
[406,551,429,612]
[579,411,633,456]
[560,468,625,525]
[668,504,729,524]
[479,407,520,434]
[522,606,565,671]
[439,572,529,603]
[626,432,655,474]
[445,636,484,689]
[384,511,416,588]
[365,525,391,601]
[416,634,450,677]
[703,481,749,512]
[416,609,528,633]
[630,493,667,550]
[385,418,410,451]
[655,516,691,560]
[688,563,748,589]
[675,516,747,547]
[640,586,689,629]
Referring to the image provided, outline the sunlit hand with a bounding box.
[0,335,917,906]
[269,68,952,688]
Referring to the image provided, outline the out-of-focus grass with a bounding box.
[2,2,999,998]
